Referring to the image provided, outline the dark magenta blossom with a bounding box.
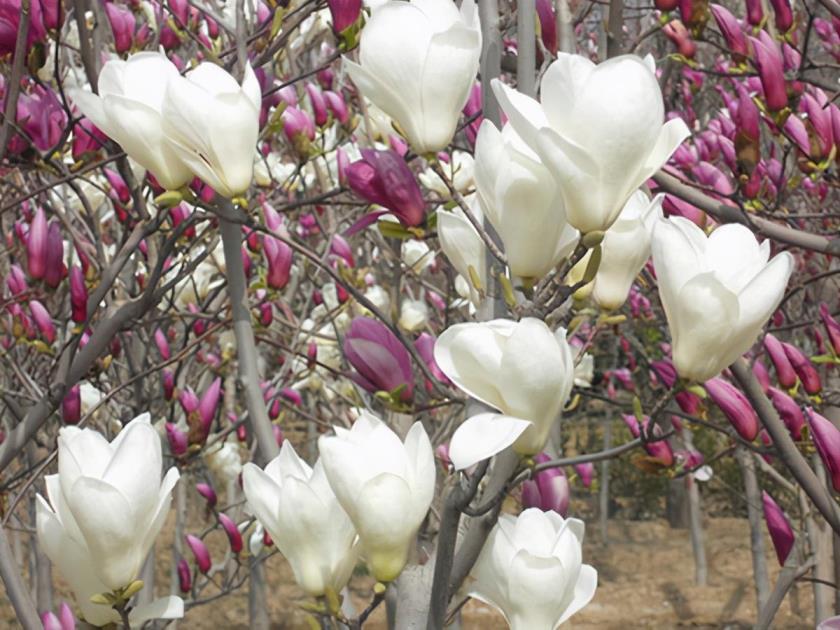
[343,316,413,400]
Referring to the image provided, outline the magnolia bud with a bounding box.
[177,558,192,593]
[185,534,212,573]
[704,378,759,441]
[195,482,217,508]
[62,385,81,425]
[27,207,48,280]
[762,491,794,565]
[807,409,840,493]
[218,513,243,554]
[782,342,821,394]
[764,334,797,388]
[166,423,188,456]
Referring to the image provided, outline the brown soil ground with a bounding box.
[1,515,816,629]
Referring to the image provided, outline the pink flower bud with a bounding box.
[328,0,361,33]
[573,462,594,488]
[711,4,748,57]
[762,491,795,565]
[69,266,88,323]
[750,32,788,112]
[185,534,212,573]
[622,414,674,466]
[177,557,192,593]
[218,513,243,553]
[179,387,199,415]
[57,602,75,630]
[663,20,697,58]
[154,328,171,361]
[766,387,804,440]
[105,2,136,53]
[781,341,821,394]
[307,341,318,367]
[769,0,794,32]
[324,90,349,124]
[198,377,221,436]
[282,106,316,145]
[62,385,81,425]
[27,207,48,280]
[273,424,284,447]
[259,302,273,326]
[166,423,188,456]
[42,612,63,630]
[745,0,764,25]
[807,408,840,492]
[162,369,175,400]
[44,222,65,288]
[343,316,414,400]
[704,377,759,441]
[819,303,840,356]
[195,482,217,507]
[305,83,329,126]
[800,92,834,159]
[764,333,797,388]
[29,300,55,343]
[168,0,189,25]
[346,149,425,228]
[752,359,771,392]
[535,0,557,54]
[263,235,293,290]
[7,264,27,295]
[330,234,354,267]
[414,332,449,385]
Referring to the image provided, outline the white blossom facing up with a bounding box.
[474,121,578,281]
[492,53,690,234]
[434,318,575,468]
[592,190,663,310]
[36,414,182,626]
[318,412,435,581]
[469,509,597,629]
[242,442,359,596]
[651,217,794,382]
[344,0,482,153]
[69,52,193,190]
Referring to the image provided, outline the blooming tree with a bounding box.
[0,0,839,626]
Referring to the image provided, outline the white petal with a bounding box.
[448,414,532,470]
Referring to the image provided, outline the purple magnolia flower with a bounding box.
[62,385,81,425]
[535,0,557,54]
[414,332,449,385]
[343,316,414,401]
[177,557,192,593]
[762,491,795,565]
[27,207,48,280]
[105,2,136,53]
[263,235,293,290]
[346,149,425,228]
[522,453,570,516]
[195,482,217,507]
[16,86,67,153]
[704,378,759,441]
[807,408,840,492]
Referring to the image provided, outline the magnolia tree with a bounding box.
[0,0,839,626]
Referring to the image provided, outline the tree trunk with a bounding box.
[735,446,770,611]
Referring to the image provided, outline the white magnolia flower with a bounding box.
[345,0,481,153]
[651,217,794,382]
[402,239,436,273]
[592,190,663,310]
[436,200,486,308]
[69,52,193,190]
[204,438,243,486]
[469,509,597,629]
[162,62,261,197]
[242,442,359,596]
[474,121,578,281]
[419,150,475,198]
[399,298,429,331]
[318,412,435,581]
[492,53,690,234]
[36,414,182,626]
[361,284,391,315]
[434,318,575,469]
